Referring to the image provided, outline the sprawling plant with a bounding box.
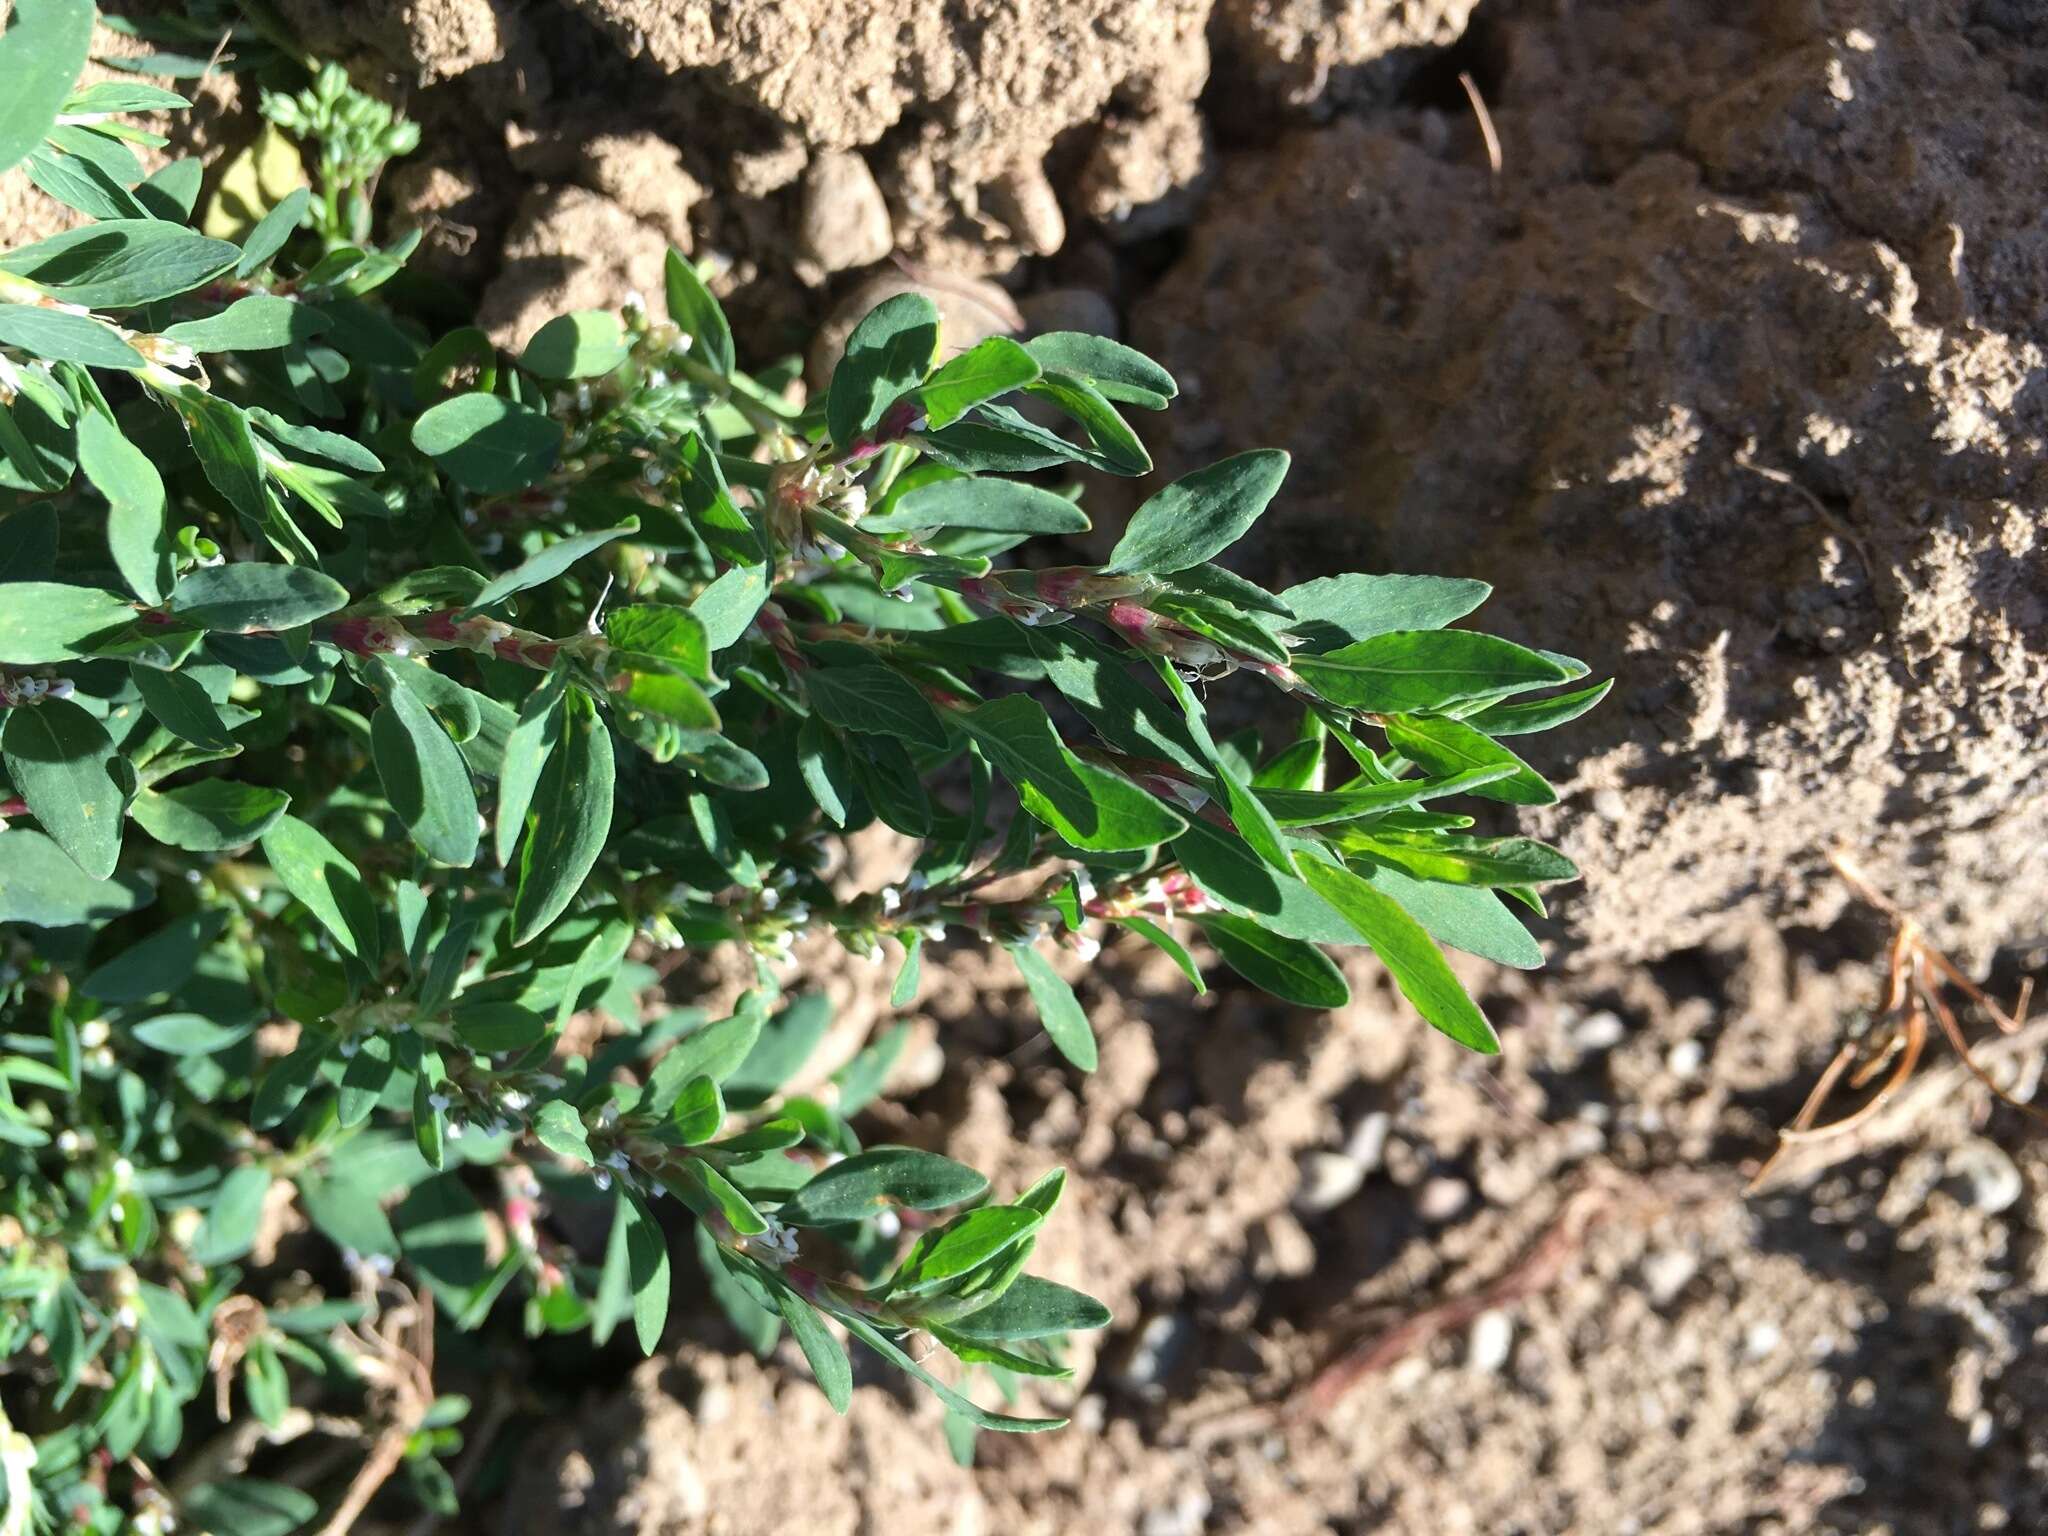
[0,4,1603,1530]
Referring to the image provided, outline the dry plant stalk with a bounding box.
[1746,851,2042,1191]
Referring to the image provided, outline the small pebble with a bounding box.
[1467,1309,1514,1374]
[1947,1140,2024,1215]
[1140,1489,1212,1536]
[1571,1010,1628,1052]
[1743,1320,1782,1360]
[1417,1176,1471,1223]
[1641,1248,1698,1306]
[1667,1039,1705,1079]
[1115,1313,1195,1395]
[1296,1151,1367,1214]
[1345,1111,1392,1173]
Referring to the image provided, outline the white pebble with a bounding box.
[1467,1309,1514,1374]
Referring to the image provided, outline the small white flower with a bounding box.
[428,1092,452,1112]
[56,1131,79,1154]
[745,1216,800,1266]
[605,1151,631,1172]
[501,1091,530,1112]
[865,943,885,964]
[1071,933,1102,963]
[445,1119,466,1140]
[593,1169,613,1192]
[112,1158,132,1180]
[873,1209,901,1240]
[880,885,901,914]
[760,887,780,911]
[920,920,946,942]
[1074,871,1098,903]
[641,460,665,486]
[115,1305,138,1329]
[785,900,811,925]
[79,1018,110,1048]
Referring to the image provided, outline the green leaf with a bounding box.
[949,1273,1111,1341]
[78,412,171,605]
[0,0,94,179]
[466,520,636,612]
[834,1308,1064,1432]
[663,248,735,376]
[190,1166,272,1264]
[1192,913,1349,1008]
[623,1188,671,1355]
[236,186,311,277]
[521,310,630,379]
[0,505,55,582]
[772,1284,852,1412]
[1279,573,1492,653]
[81,910,223,1003]
[1460,678,1613,736]
[1115,915,1206,992]
[1292,631,1573,714]
[369,658,480,867]
[690,562,768,652]
[603,604,709,679]
[1382,713,1555,806]
[411,393,564,494]
[3,696,126,877]
[725,993,831,1101]
[0,304,143,367]
[827,292,940,450]
[510,689,614,945]
[1023,332,1176,409]
[912,336,1040,429]
[1006,943,1097,1070]
[863,477,1088,536]
[781,1146,988,1226]
[132,780,290,852]
[180,1481,318,1536]
[669,1074,725,1144]
[890,932,923,1008]
[957,695,1187,852]
[1342,831,1579,889]
[392,1174,490,1292]
[531,1099,593,1163]
[893,1206,1043,1293]
[169,563,350,633]
[131,664,241,750]
[806,664,949,750]
[494,669,565,866]
[0,581,136,663]
[1354,864,1543,970]
[251,1038,330,1129]
[645,1002,766,1108]
[1298,857,1498,1052]
[159,296,328,353]
[0,827,149,926]
[0,220,239,309]
[1253,764,1518,827]
[260,814,379,963]
[131,1012,252,1055]
[1167,817,1355,946]
[1104,450,1289,575]
[1021,372,1149,474]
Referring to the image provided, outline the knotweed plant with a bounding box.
[0,4,1603,1530]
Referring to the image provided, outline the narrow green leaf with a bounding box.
[947,1274,1111,1341]
[1298,856,1499,1052]
[912,336,1040,429]
[1023,332,1176,409]
[1104,450,1289,575]
[494,669,565,866]
[0,582,136,663]
[772,1284,852,1412]
[1193,913,1348,1008]
[236,186,311,277]
[1460,678,1613,736]
[78,412,171,605]
[827,292,940,450]
[521,310,629,379]
[510,690,614,944]
[131,665,240,749]
[663,248,735,376]
[260,814,379,963]
[132,780,289,852]
[411,393,564,494]
[1293,630,1572,715]
[1382,713,1556,806]
[806,664,949,749]
[369,658,480,866]
[781,1147,988,1226]
[3,697,125,877]
[958,695,1186,852]
[835,1309,1065,1432]
[1006,943,1097,1070]
[160,296,328,353]
[0,828,149,926]
[1279,574,1492,653]
[169,563,350,633]
[863,477,1088,536]
[466,520,636,612]
[0,304,143,367]
[0,220,239,309]
[0,0,95,178]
